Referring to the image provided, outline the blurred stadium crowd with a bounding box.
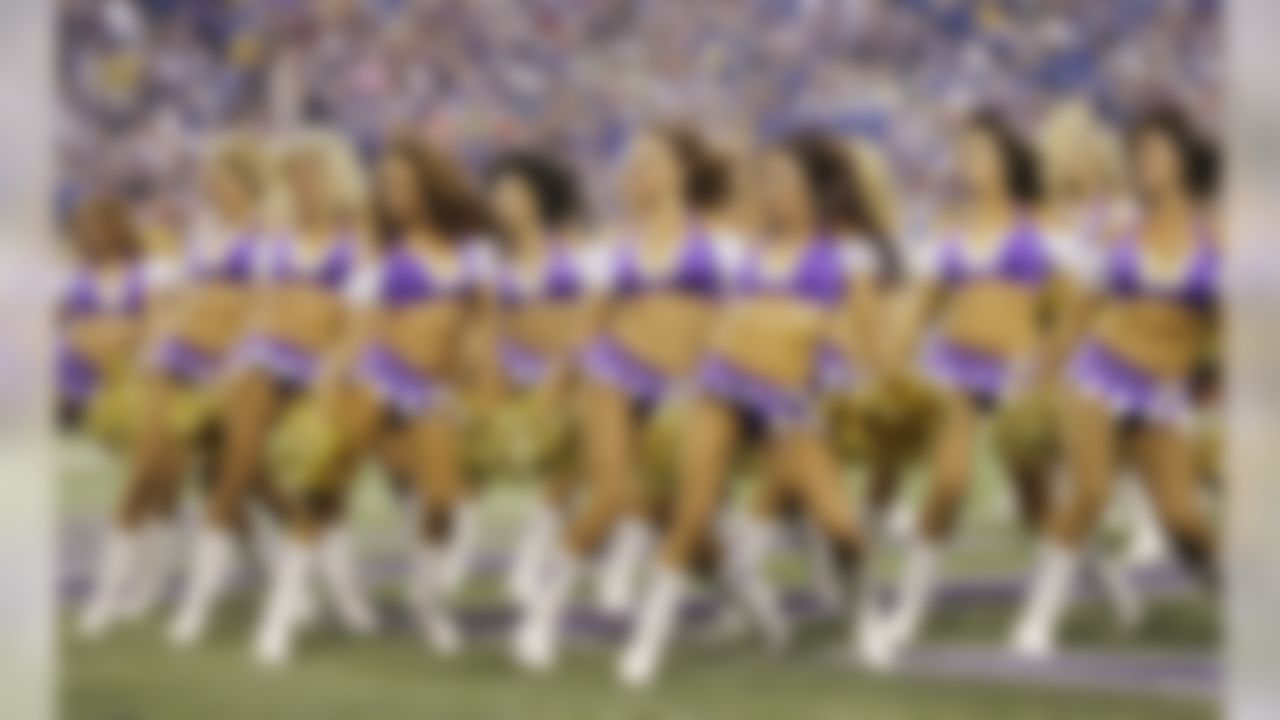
[58,0,1221,238]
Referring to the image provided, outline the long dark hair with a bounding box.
[966,109,1044,207]
[1127,104,1219,203]
[485,149,584,234]
[373,137,491,246]
[784,132,900,282]
[654,125,732,213]
[72,193,142,265]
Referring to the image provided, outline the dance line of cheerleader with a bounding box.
[60,100,1220,688]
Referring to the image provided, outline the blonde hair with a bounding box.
[1038,100,1125,203]
[265,128,367,231]
[204,132,270,202]
[845,138,902,239]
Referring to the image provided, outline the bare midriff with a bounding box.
[256,284,348,352]
[609,295,717,378]
[939,281,1040,357]
[66,316,142,375]
[710,298,826,390]
[504,301,590,360]
[1094,299,1207,381]
[166,283,259,356]
[378,302,471,379]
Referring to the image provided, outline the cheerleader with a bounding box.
[1038,104,1161,614]
[842,141,945,546]
[79,138,270,639]
[57,195,164,446]
[618,132,891,687]
[1045,104,1174,570]
[167,131,374,649]
[253,137,493,664]
[861,111,1068,667]
[586,130,747,618]
[1009,105,1220,658]
[725,138,908,632]
[471,150,593,605]
[512,127,740,671]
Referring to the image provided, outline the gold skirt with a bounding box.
[462,394,577,482]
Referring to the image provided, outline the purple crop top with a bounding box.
[609,228,734,299]
[1102,231,1219,311]
[735,236,871,308]
[61,264,149,318]
[185,229,266,285]
[497,242,586,307]
[365,241,493,308]
[264,234,361,290]
[921,220,1056,289]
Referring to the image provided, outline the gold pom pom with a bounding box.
[991,390,1060,469]
[170,387,216,441]
[83,376,144,450]
[463,396,576,481]
[824,393,873,463]
[269,399,344,493]
[639,398,692,496]
[857,376,943,466]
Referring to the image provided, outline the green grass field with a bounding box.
[62,619,1214,720]
[58,443,1220,720]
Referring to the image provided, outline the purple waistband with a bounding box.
[501,339,552,389]
[148,337,222,384]
[354,344,446,417]
[233,335,321,387]
[697,355,813,429]
[579,336,672,406]
[921,336,1020,401]
[58,343,98,403]
[1069,341,1191,426]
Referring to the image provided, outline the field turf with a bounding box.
[58,443,1219,720]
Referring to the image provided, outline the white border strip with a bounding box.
[0,1,54,719]
[1228,2,1280,719]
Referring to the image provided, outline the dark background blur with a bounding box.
[57,0,1221,239]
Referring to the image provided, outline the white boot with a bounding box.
[1120,481,1170,569]
[845,563,885,667]
[168,527,236,647]
[856,598,897,672]
[797,518,844,613]
[1009,541,1079,659]
[1085,543,1146,631]
[699,511,758,644]
[118,519,179,621]
[596,518,655,616]
[884,500,916,546]
[617,565,688,689]
[79,528,142,639]
[507,501,559,605]
[512,543,579,672]
[317,526,378,635]
[253,537,317,667]
[439,501,480,597]
[880,537,940,657]
[719,513,789,650]
[409,542,462,656]
[248,507,283,576]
